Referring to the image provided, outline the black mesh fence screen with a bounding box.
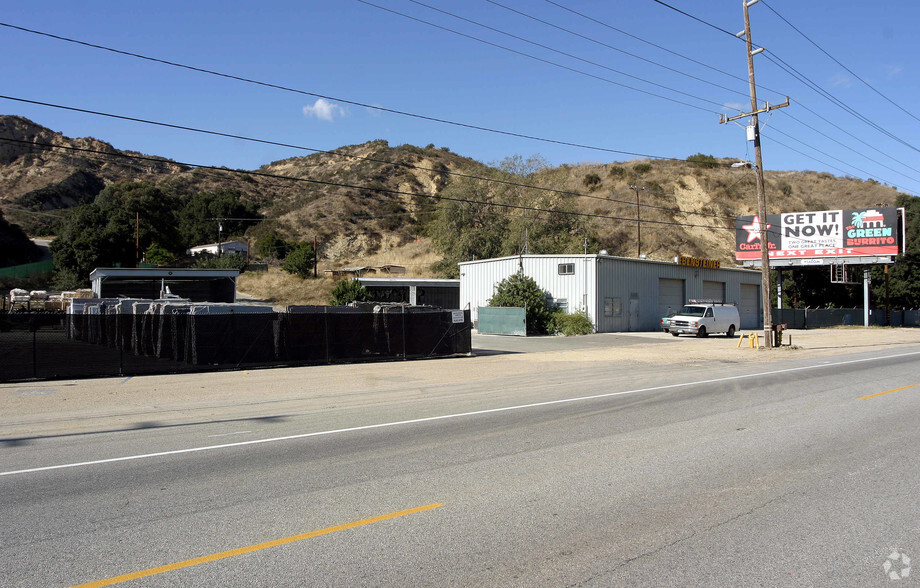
[0,309,471,382]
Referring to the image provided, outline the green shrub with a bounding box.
[583,173,602,188]
[193,253,248,271]
[633,163,652,175]
[687,153,719,169]
[608,166,626,178]
[282,242,316,278]
[330,278,369,305]
[551,310,594,336]
[488,271,552,335]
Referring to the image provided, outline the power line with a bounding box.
[762,51,920,155]
[0,21,674,160]
[0,95,743,220]
[431,0,753,102]
[648,2,920,158]
[650,0,740,39]
[4,137,875,250]
[777,110,920,187]
[10,12,902,192]
[761,0,920,126]
[541,0,786,100]
[0,137,741,233]
[648,0,920,176]
[355,0,724,114]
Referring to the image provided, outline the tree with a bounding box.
[0,209,41,266]
[179,190,262,247]
[144,244,174,266]
[282,242,316,278]
[488,271,552,335]
[870,194,920,309]
[428,155,594,278]
[256,231,291,260]
[50,181,182,281]
[330,279,369,305]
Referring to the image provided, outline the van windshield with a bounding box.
[678,305,706,317]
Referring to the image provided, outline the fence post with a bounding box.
[323,308,330,364]
[32,317,37,379]
[402,310,407,359]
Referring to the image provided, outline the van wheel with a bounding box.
[726,325,735,338]
[697,326,708,337]
[670,332,680,337]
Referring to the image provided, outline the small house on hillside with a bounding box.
[187,241,249,257]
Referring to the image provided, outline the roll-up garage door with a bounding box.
[702,280,725,303]
[658,278,684,318]
[740,283,760,329]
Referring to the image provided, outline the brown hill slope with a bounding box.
[0,116,901,269]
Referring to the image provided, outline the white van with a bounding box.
[669,302,740,338]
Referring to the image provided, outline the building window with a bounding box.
[558,263,575,275]
[604,297,622,317]
[554,298,568,313]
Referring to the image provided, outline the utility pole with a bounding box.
[629,185,648,258]
[720,0,789,347]
[216,220,223,258]
[135,211,140,268]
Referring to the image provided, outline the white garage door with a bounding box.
[658,278,684,318]
[703,280,725,302]
[740,283,760,329]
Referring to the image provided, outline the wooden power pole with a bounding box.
[720,0,789,347]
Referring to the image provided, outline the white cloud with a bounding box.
[829,73,853,88]
[886,65,903,78]
[303,98,345,121]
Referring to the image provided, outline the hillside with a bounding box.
[0,115,902,270]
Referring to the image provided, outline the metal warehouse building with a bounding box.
[89,268,240,302]
[459,254,763,333]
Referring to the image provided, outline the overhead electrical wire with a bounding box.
[5,135,846,249]
[776,110,920,186]
[355,0,726,114]
[761,52,920,155]
[390,0,919,192]
[0,21,671,161]
[417,0,752,102]
[3,14,904,193]
[0,136,741,233]
[0,94,747,221]
[649,0,920,161]
[540,0,785,99]
[5,133,869,249]
[2,11,908,208]
[761,0,920,126]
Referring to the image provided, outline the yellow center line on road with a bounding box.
[71,503,443,588]
[859,384,918,400]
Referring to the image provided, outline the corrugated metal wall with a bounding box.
[460,255,761,333]
[460,256,595,326]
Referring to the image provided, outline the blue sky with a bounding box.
[2,1,919,195]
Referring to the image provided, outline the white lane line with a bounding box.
[3,350,919,477]
[207,431,253,438]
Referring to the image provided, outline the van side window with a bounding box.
[705,308,713,317]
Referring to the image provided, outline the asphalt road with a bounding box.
[2,340,920,586]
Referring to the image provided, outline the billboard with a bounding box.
[736,207,903,265]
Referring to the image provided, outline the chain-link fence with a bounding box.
[0,308,471,382]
